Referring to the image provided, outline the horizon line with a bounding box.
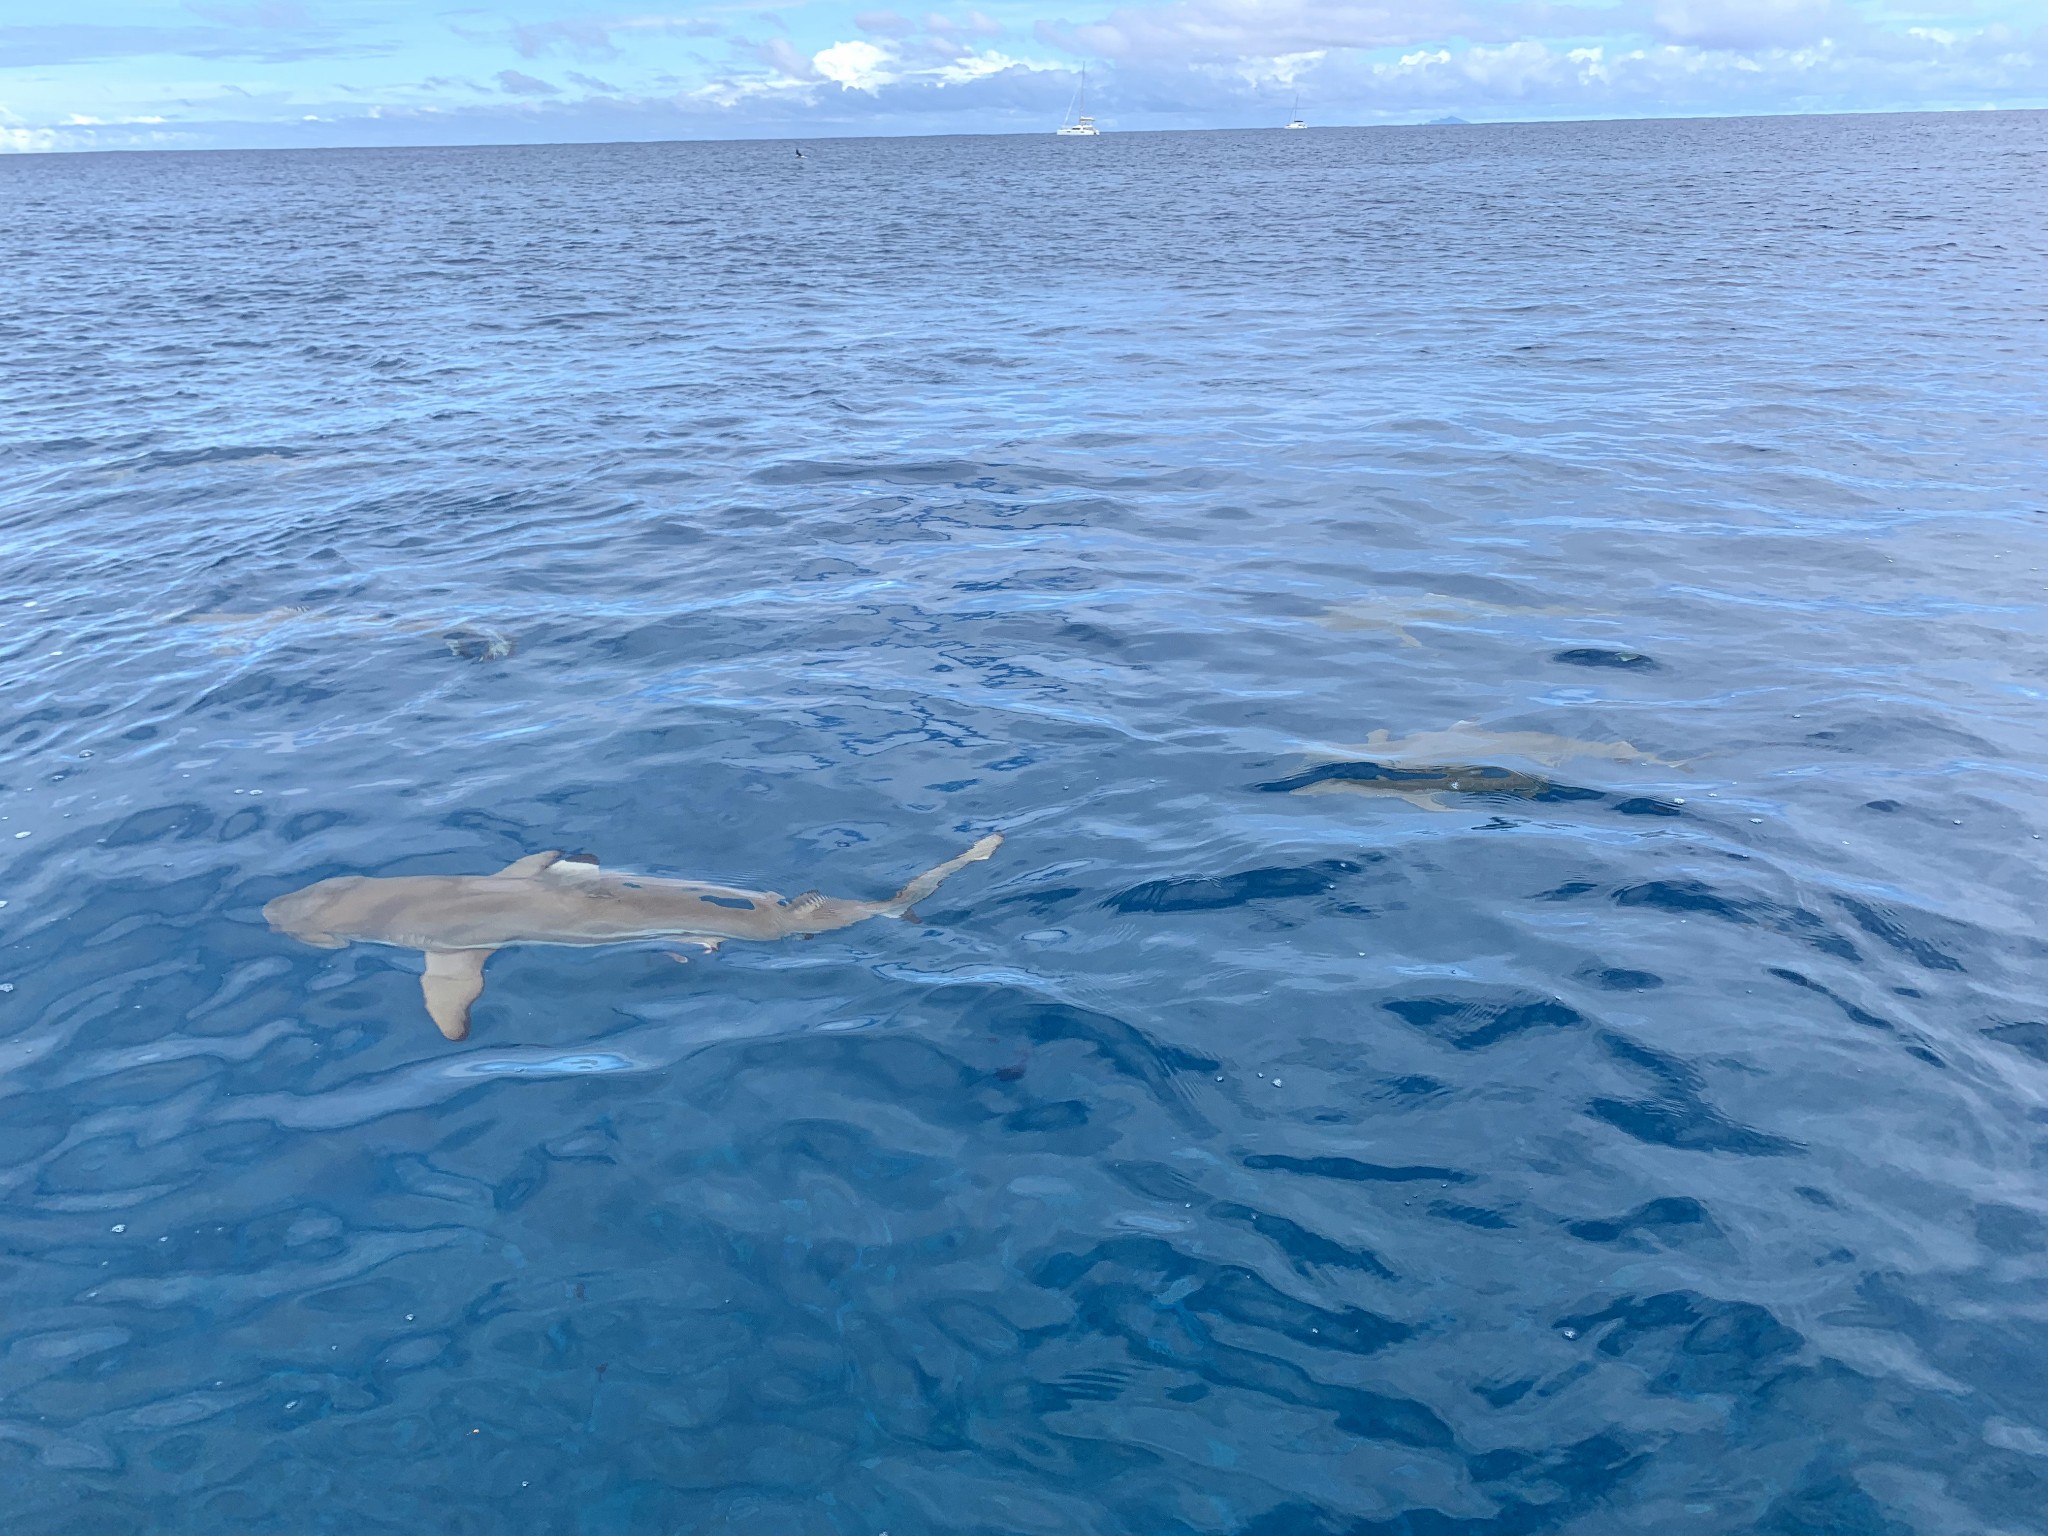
[3,102,2039,160]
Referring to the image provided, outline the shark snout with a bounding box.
[263,879,355,948]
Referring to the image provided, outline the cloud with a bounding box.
[752,36,820,80]
[925,9,1005,37]
[855,9,913,35]
[503,13,723,61]
[496,69,561,95]
[0,21,385,65]
[565,70,620,92]
[509,18,621,60]
[813,38,897,89]
[1043,0,1483,64]
[1650,0,1844,49]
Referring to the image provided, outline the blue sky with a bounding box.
[2,0,2042,151]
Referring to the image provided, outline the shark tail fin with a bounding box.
[422,949,494,1041]
[881,833,1003,918]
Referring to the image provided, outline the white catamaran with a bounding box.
[1057,67,1100,135]
[1285,89,1306,130]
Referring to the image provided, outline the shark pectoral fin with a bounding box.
[497,851,563,878]
[421,949,494,1041]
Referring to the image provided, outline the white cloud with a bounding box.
[932,47,1041,83]
[813,38,899,89]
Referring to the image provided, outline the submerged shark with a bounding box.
[1258,724,1678,811]
[174,607,516,661]
[264,835,1004,1040]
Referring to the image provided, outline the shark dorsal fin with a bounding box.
[498,851,562,878]
[544,853,602,885]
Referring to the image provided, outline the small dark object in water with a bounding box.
[1552,648,1659,671]
[1863,799,1900,813]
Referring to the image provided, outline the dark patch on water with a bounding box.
[1567,1196,1721,1246]
[1982,1022,2048,1063]
[1766,967,1896,1031]
[1558,1290,1805,1396]
[1552,648,1660,670]
[1832,894,1966,971]
[1001,1098,1091,1135]
[1380,1073,1449,1097]
[1609,879,1861,961]
[1589,1033,1802,1156]
[1209,1203,1397,1279]
[1431,1200,1517,1230]
[1759,1472,1918,1536]
[1106,859,1363,912]
[1583,966,1665,991]
[1383,993,1586,1051]
[1244,1153,1471,1184]
[102,803,213,847]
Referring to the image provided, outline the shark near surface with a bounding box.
[264,835,1005,1041]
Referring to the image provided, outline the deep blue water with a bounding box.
[3,112,2047,1534]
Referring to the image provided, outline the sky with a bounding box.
[1,0,2042,151]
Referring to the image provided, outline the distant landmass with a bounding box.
[1428,115,1469,125]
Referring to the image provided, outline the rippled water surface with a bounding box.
[4,113,2048,1533]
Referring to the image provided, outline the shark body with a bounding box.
[264,835,1004,1040]
[1258,724,1678,811]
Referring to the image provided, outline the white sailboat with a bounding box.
[1056,67,1100,135]
[1285,89,1306,130]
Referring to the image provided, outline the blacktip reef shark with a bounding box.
[1258,724,1679,811]
[172,607,515,661]
[264,835,1004,1041]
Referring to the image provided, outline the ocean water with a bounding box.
[2,110,2046,1534]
